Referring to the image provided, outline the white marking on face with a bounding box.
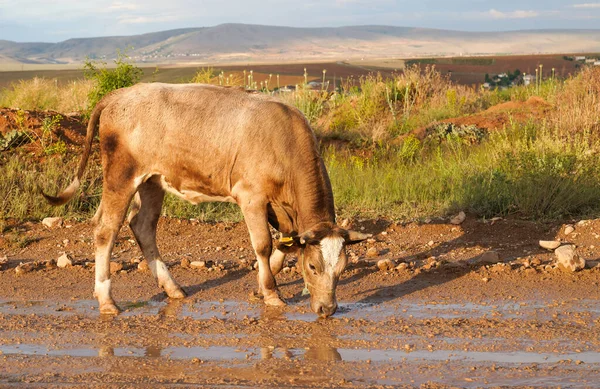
[320,236,345,276]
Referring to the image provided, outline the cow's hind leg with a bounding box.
[238,196,285,307]
[128,179,186,299]
[94,188,135,314]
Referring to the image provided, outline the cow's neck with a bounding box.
[292,154,336,233]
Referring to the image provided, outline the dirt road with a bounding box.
[1,217,600,388]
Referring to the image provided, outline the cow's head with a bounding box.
[277,222,370,318]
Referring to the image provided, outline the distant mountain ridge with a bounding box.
[1,24,600,64]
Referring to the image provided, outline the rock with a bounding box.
[42,217,63,229]
[110,262,123,274]
[395,262,409,271]
[0,255,7,270]
[15,262,35,274]
[56,253,73,268]
[377,259,394,271]
[180,258,191,268]
[340,218,350,228]
[478,251,500,264]
[138,260,149,272]
[539,240,561,250]
[427,240,435,247]
[282,266,291,274]
[191,261,207,270]
[555,245,585,272]
[450,211,466,225]
[564,225,575,235]
[366,247,379,258]
[481,277,490,282]
[490,263,509,273]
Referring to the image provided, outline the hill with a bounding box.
[1,24,600,65]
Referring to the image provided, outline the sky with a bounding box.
[1,0,600,42]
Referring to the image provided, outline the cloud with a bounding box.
[109,1,138,11]
[573,3,600,8]
[487,9,539,19]
[117,14,179,24]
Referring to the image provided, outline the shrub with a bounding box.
[83,50,142,115]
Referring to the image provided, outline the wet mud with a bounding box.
[1,217,600,387]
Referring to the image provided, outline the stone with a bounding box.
[539,240,561,250]
[191,261,207,270]
[15,262,35,274]
[395,262,409,271]
[42,217,63,229]
[478,251,500,264]
[180,258,191,268]
[564,225,575,235]
[450,211,466,225]
[56,253,73,268]
[138,260,149,272]
[0,255,7,270]
[377,259,394,271]
[490,263,509,273]
[282,266,291,274]
[110,262,123,274]
[555,245,585,272]
[366,247,379,258]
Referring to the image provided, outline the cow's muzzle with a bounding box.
[314,301,338,318]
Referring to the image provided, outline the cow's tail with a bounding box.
[42,97,111,206]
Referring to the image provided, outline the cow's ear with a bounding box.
[276,236,303,253]
[344,230,372,244]
[299,230,316,245]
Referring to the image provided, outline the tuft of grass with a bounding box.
[0,77,94,113]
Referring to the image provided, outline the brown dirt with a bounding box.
[406,96,554,142]
[1,216,600,387]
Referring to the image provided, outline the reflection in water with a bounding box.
[304,346,342,361]
[145,346,162,358]
[158,299,185,318]
[98,346,114,357]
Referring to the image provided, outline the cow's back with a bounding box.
[98,83,322,206]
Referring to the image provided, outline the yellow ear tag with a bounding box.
[279,237,294,247]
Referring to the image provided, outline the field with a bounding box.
[1,53,590,90]
[2,55,600,387]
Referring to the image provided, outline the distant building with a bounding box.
[575,56,586,61]
[585,58,596,64]
[523,74,535,86]
[594,61,600,66]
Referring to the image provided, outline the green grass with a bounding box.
[327,120,600,221]
[2,62,600,224]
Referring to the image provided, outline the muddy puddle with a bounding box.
[2,297,600,387]
[3,297,599,322]
[3,342,600,365]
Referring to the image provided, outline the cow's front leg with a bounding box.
[239,197,285,307]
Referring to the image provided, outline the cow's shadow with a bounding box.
[288,218,567,308]
[148,268,251,302]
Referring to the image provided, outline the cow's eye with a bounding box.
[308,264,317,273]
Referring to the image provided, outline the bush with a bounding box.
[83,50,142,115]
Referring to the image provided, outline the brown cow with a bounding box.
[44,83,369,317]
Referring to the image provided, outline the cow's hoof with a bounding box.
[99,302,120,315]
[166,286,187,299]
[264,294,286,307]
